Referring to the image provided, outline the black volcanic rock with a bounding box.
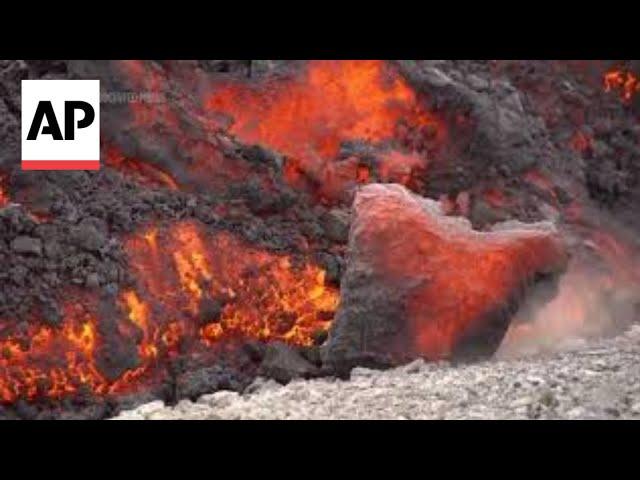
[259,342,319,384]
[397,61,554,196]
[11,236,43,256]
[175,365,244,401]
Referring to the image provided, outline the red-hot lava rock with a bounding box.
[325,184,569,372]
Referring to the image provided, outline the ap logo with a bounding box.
[22,80,100,170]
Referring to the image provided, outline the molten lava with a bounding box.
[118,60,181,131]
[113,60,253,192]
[0,174,9,208]
[570,130,593,154]
[0,298,108,403]
[483,188,510,209]
[124,222,339,348]
[604,68,640,103]
[0,222,338,404]
[106,60,445,200]
[105,146,179,191]
[205,60,442,197]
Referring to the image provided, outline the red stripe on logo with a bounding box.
[21,161,100,171]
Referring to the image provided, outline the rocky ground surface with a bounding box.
[112,325,640,420]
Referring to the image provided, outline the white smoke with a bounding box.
[497,223,640,359]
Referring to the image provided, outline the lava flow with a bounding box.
[0,297,106,403]
[0,223,339,404]
[0,174,9,208]
[604,68,640,103]
[124,222,339,347]
[111,60,254,192]
[205,60,443,198]
[104,146,179,191]
[570,130,593,154]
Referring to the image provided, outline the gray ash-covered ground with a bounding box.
[113,325,640,420]
[0,60,639,419]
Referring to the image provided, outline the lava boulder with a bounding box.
[325,183,568,373]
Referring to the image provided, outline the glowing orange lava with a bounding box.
[604,68,640,103]
[483,188,510,209]
[205,60,442,196]
[570,130,593,153]
[0,300,109,403]
[0,174,9,208]
[118,60,181,131]
[105,146,179,191]
[115,61,252,191]
[124,222,339,347]
[0,223,338,404]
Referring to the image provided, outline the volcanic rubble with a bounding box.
[0,59,639,419]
